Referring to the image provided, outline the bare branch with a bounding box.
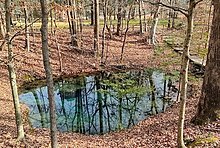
[143,0,188,16]
[194,0,204,6]
[10,18,40,42]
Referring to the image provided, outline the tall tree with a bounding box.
[177,1,194,147]
[192,0,220,125]
[5,0,25,140]
[67,0,78,47]
[94,0,100,57]
[101,0,108,64]
[0,9,5,51]
[144,0,203,147]
[90,1,94,26]
[149,0,161,45]
[24,2,30,51]
[116,0,122,36]
[0,7,5,50]
[138,0,143,34]
[40,0,58,147]
[120,2,134,61]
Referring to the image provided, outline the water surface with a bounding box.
[19,69,178,134]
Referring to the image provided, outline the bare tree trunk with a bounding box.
[68,0,78,47]
[24,4,30,51]
[0,8,6,50]
[30,11,36,46]
[138,0,143,34]
[143,10,147,32]
[168,11,171,28]
[205,2,213,49]
[91,1,94,26]
[77,0,84,48]
[5,0,25,140]
[172,11,176,29]
[149,2,161,45]
[177,1,195,147]
[101,0,108,64]
[167,0,172,29]
[94,0,100,57]
[192,0,220,125]
[40,0,58,147]
[120,3,133,62]
[50,0,54,35]
[54,19,63,72]
[116,0,122,36]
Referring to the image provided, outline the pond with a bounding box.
[19,69,179,135]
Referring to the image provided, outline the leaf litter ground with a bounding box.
[0,28,219,147]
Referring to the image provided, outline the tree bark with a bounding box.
[116,0,122,36]
[90,1,94,26]
[101,0,108,64]
[40,0,58,147]
[68,0,78,47]
[24,4,30,51]
[192,0,220,125]
[5,0,25,140]
[0,8,6,50]
[54,19,63,72]
[138,0,143,34]
[177,1,195,147]
[94,0,100,57]
[120,3,133,62]
[205,2,213,49]
[149,1,161,45]
[50,0,54,35]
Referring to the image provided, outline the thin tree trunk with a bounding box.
[94,0,100,57]
[172,11,176,28]
[116,0,122,36]
[167,0,172,29]
[24,4,30,51]
[30,11,36,46]
[101,0,108,65]
[143,11,147,32]
[120,4,133,62]
[68,0,78,47]
[5,0,25,140]
[50,0,54,35]
[78,0,83,48]
[205,2,213,49]
[177,1,194,147]
[168,10,171,28]
[0,10,5,50]
[91,1,94,26]
[40,0,58,147]
[54,19,63,72]
[138,0,143,34]
[149,2,161,45]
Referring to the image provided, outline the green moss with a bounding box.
[22,74,35,82]
[187,135,219,147]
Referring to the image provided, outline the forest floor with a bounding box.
[0,27,219,147]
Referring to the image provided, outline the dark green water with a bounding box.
[19,69,178,135]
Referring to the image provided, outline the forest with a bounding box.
[0,0,219,147]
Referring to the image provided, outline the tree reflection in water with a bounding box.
[19,70,178,134]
